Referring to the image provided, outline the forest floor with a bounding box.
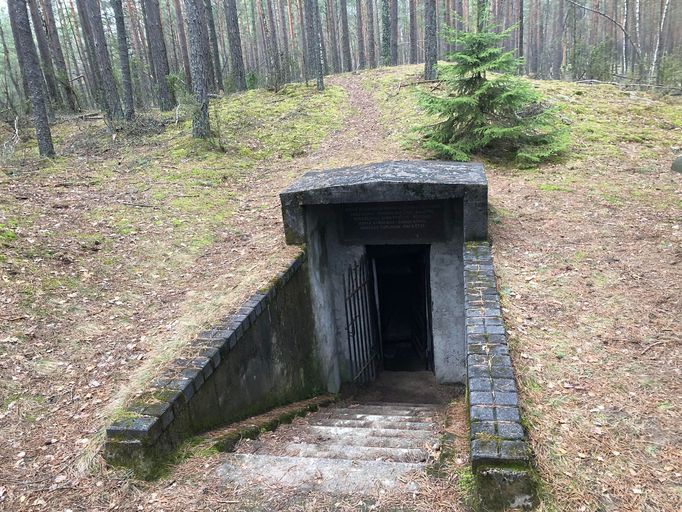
[1,65,681,511]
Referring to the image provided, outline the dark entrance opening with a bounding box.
[368,245,432,372]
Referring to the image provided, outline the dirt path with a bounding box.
[301,74,410,169]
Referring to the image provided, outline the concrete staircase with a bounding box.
[217,401,443,494]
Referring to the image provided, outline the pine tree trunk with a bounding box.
[389,0,398,65]
[409,0,418,63]
[184,0,209,137]
[325,0,340,73]
[89,0,124,118]
[518,0,524,60]
[8,0,55,156]
[424,0,437,79]
[111,0,135,120]
[75,0,123,119]
[40,0,78,110]
[297,0,308,78]
[0,19,22,103]
[205,0,224,90]
[26,0,61,107]
[279,0,291,79]
[381,0,390,65]
[264,0,282,84]
[173,0,193,88]
[339,0,352,71]
[356,0,366,69]
[304,0,324,90]
[367,0,376,67]
[553,0,564,79]
[443,0,451,57]
[223,0,247,90]
[141,0,176,110]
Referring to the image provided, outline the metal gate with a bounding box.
[343,255,380,385]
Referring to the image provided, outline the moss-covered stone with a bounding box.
[672,156,682,173]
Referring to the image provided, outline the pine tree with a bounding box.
[419,26,568,166]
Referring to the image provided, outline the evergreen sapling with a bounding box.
[419,26,569,166]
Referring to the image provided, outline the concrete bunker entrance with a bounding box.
[368,244,432,373]
[280,161,489,392]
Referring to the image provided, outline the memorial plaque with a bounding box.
[340,200,447,244]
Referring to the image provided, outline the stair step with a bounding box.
[306,427,435,449]
[279,442,429,462]
[218,453,424,494]
[336,405,438,418]
[322,412,435,423]
[358,401,441,410]
[310,417,434,431]
[306,424,434,441]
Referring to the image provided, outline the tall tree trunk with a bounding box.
[518,0,524,60]
[26,0,61,107]
[40,0,78,110]
[339,0,352,71]
[389,0,398,65]
[184,0,209,137]
[650,0,671,82]
[223,0,247,90]
[409,0,418,63]
[424,0,436,79]
[297,0,308,78]
[173,0,193,88]
[0,19,22,103]
[325,0,340,73]
[89,0,124,118]
[367,0,376,67]
[278,0,291,79]
[205,0,224,90]
[356,0,366,69]
[141,0,176,109]
[111,0,135,120]
[552,0,564,79]
[264,0,282,83]
[304,0,324,90]
[443,0,451,57]
[381,0,390,65]
[76,0,123,119]
[8,0,55,156]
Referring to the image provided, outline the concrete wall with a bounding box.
[105,254,325,477]
[305,200,466,387]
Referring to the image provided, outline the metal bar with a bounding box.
[343,269,356,381]
[359,257,374,382]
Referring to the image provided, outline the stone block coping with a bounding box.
[464,242,535,509]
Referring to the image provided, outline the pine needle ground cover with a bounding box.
[367,65,681,510]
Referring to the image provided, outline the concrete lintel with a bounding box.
[280,161,487,245]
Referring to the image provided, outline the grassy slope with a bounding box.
[0,83,347,506]
[366,64,681,510]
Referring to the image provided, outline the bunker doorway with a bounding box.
[368,245,433,373]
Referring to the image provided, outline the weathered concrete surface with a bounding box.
[280,161,488,244]
[217,400,441,494]
[105,255,324,477]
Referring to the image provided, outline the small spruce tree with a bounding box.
[419,25,568,166]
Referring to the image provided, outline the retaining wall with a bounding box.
[104,253,324,477]
[464,242,535,510]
